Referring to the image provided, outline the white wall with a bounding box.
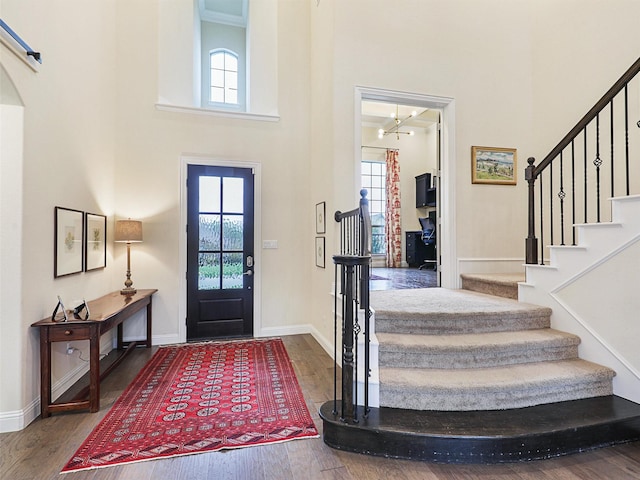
[322,1,535,275]
[0,96,24,424]
[114,0,312,346]
[1,0,118,431]
[530,0,640,162]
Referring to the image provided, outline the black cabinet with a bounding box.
[415,173,436,207]
[406,229,437,268]
[406,231,428,267]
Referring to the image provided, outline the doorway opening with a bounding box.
[356,87,457,290]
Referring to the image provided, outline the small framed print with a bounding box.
[471,146,517,185]
[315,237,325,268]
[316,201,326,234]
[54,207,84,278]
[85,212,107,271]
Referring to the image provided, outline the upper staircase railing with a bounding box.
[332,189,372,423]
[526,57,640,264]
[0,19,42,63]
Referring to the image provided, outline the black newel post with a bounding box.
[333,254,369,424]
[525,157,538,264]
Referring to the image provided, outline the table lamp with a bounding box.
[114,219,143,296]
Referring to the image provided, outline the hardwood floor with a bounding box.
[370,267,438,290]
[2,334,640,479]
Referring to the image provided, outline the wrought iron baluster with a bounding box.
[571,140,576,245]
[610,99,615,199]
[539,172,545,265]
[584,127,588,223]
[549,161,554,246]
[624,85,630,195]
[558,151,566,246]
[362,262,370,415]
[353,312,360,423]
[594,113,602,222]
[332,264,338,415]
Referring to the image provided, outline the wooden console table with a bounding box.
[31,289,157,418]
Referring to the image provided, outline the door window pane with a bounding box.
[199,176,221,212]
[222,252,243,289]
[199,214,221,250]
[199,253,220,290]
[222,215,243,250]
[223,177,243,213]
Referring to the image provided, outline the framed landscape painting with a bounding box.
[85,212,107,271]
[54,207,84,278]
[471,146,517,185]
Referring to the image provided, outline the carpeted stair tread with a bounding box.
[460,273,524,300]
[371,288,551,334]
[379,359,615,411]
[377,329,580,369]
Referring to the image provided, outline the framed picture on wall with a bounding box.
[85,212,107,271]
[471,146,517,185]
[316,201,326,234]
[54,207,84,278]
[315,237,325,268]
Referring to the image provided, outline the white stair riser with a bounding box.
[611,195,640,225]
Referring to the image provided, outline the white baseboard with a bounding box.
[458,257,525,276]
[2,336,122,433]
[0,397,39,433]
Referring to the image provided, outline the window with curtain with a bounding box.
[361,161,386,255]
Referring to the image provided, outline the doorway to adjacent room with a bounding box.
[357,88,455,289]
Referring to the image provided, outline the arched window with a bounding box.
[209,49,238,105]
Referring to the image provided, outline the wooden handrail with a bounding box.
[533,57,640,178]
[525,56,640,264]
[0,19,41,63]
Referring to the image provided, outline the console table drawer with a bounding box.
[48,325,91,342]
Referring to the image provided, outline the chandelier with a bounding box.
[378,105,417,140]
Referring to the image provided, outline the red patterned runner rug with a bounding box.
[61,338,319,473]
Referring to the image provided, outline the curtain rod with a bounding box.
[361,146,398,151]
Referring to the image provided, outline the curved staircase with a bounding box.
[320,288,640,463]
[374,289,614,411]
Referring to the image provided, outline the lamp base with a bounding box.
[120,287,137,296]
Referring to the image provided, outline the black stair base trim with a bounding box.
[319,395,640,464]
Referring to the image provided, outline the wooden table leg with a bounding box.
[117,323,124,350]
[145,298,153,348]
[40,331,52,418]
[89,325,100,412]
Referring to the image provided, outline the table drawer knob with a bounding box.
[64,330,72,336]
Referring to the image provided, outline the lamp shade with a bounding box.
[114,220,143,243]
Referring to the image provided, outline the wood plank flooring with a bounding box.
[1,334,639,480]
